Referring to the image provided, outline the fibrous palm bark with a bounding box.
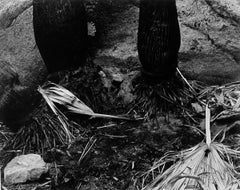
[33,0,87,73]
[133,0,196,117]
[138,0,180,81]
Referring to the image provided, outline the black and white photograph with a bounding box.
[1,0,240,189]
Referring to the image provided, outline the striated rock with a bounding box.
[0,3,46,129]
[0,6,46,87]
[4,154,49,184]
[177,0,240,84]
[0,0,32,29]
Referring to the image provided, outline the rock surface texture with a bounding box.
[0,0,46,127]
[0,2,46,87]
[177,0,240,84]
[4,154,48,184]
[0,0,32,29]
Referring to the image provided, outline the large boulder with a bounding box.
[4,154,49,184]
[0,3,46,87]
[0,0,47,128]
[177,0,240,84]
[0,0,32,29]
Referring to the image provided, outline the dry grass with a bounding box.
[0,123,12,144]
[131,68,201,119]
[197,81,240,121]
[3,102,79,154]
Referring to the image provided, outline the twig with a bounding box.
[177,68,196,93]
[0,166,1,190]
[97,123,117,129]
[31,181,51,190]
[78,137,96,165]
[104,134,127,138]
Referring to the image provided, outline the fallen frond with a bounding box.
[143,143,240,190]
[142,107,240,190]
[38,82,132,120]
[196,81,240,121]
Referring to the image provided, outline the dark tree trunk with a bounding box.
[138,0,180,81]
[33,0,87,73]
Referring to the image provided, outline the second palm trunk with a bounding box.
[138,0,180,82]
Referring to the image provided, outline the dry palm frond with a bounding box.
[38,84,75,144]
[142,107,240,190]
[38,82,131,120]
[197,81,240,121]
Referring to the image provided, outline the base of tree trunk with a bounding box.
[131,72,198,119]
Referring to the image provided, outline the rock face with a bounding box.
[0,5,46,87]
[0,0,32,29]
[177,0,240,84]
[4,154,48,184]
[94,0,240,85]
[0,1,47,128]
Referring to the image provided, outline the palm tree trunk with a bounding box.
[33,0,87,73]
[138,0,180,82]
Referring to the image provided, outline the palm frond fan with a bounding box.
[38,82,131,120]
[142,106,240,190]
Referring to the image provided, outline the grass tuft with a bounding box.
[0,123,12,144]
[3,102,79,154]
[131,68,201,119]
[197,81,240,121]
